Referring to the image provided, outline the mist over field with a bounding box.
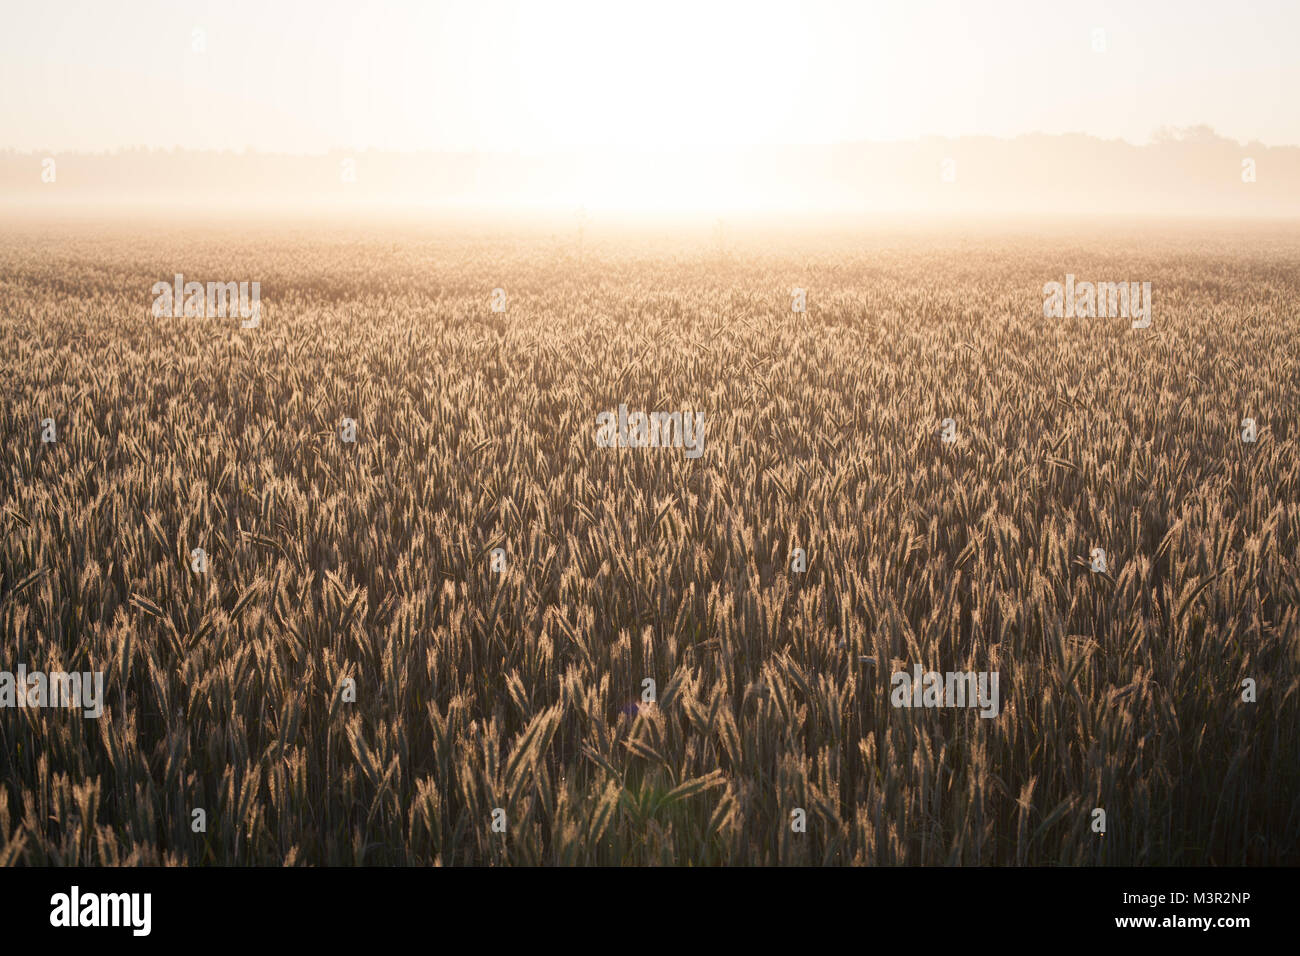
[3,129,1298,216]
[2,0,1298,876]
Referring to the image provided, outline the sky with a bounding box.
[1,0,1295,154]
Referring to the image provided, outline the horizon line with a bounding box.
[4,127,1297,157]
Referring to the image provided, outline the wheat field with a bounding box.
[1,217,1297,866]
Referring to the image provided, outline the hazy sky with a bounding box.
[2,0,1295,153]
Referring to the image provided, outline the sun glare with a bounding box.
[514,0,810,151]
